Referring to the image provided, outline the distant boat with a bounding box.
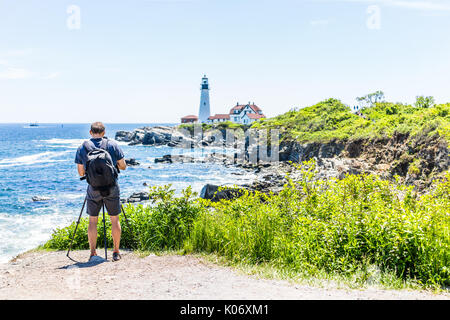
[29,123,39,127]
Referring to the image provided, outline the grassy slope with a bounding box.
[252,98,450,144]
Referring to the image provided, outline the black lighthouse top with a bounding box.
[201,76,209,90]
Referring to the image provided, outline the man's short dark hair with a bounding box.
[91,122,105,134]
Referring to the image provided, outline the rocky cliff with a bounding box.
[116,126,449,194]
[278,132,449,192]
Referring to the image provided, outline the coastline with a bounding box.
[115,125,450,197]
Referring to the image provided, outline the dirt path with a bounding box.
[0,250,448,300]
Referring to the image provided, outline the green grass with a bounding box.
[44,161,450,290]
[251,98,450,143]
[190,251,425,291]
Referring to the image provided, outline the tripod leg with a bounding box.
[67,197,87,259]
[102,202,107,260]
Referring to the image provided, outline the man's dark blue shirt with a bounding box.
[75,137,125,168]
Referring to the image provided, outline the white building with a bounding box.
[207,114,230,124]
[351,105,361,113]
[228,102,265,125]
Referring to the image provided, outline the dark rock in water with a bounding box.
[124,192,150,203]
[32,196,52,202]
[154,154,195,164]
[125,158,140,166]
[154,155,173,164]
[143,182,148,186]
[142,127,173,146]
[115,130,134,142]
[200,184,246,202]
[128,140,141,146]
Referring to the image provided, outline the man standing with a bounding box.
[75,122,127,261]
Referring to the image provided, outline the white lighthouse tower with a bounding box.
[198,75,211,123]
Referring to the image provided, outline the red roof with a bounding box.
[208,114,230,120]
[245,113,266,119]
[229,105,244,114]
[249,104,262,113]
[229,104,262,114]
[181,115,198,120]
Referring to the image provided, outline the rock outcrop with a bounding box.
[154,154,195,164]
[116,126,195,147]
[200,184,246,202]
[115,126,244,150]
[125,158,140,166]
[122,192,150,204]
[278,132,449,191]
[32,196,52,202]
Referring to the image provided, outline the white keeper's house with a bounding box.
[208,102,266,125]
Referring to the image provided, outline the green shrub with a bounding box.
[188,161,450,287]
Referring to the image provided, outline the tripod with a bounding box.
[67,197,136,261]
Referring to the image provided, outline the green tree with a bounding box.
[356,90,385,108]
[415,96,435,108]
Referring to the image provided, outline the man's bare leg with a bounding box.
[110,215,121,253]
[88,216,99,257]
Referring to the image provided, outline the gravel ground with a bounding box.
[0,250,448,300]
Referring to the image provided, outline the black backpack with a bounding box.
[83,138,118,196]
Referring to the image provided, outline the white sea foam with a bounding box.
[0,151,70,168]
[58,193,85,201]
[23,126,50,129]
[42,138,85,149]
[0,209,76,263]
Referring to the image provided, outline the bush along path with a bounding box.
[44,160,450,290]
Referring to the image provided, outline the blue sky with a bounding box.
[0,0,449,123]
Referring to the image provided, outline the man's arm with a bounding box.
[117,158,126,171]
[75,146,86,177]
[114,142,126,171]
[77,164,86,177]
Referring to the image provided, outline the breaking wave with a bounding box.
[0,151,69,168]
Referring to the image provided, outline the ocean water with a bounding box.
[0,123,254,263]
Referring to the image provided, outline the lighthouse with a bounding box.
[198,75,211,123]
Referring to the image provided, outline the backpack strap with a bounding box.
[83,140,96,153]
[99,138,109,151]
